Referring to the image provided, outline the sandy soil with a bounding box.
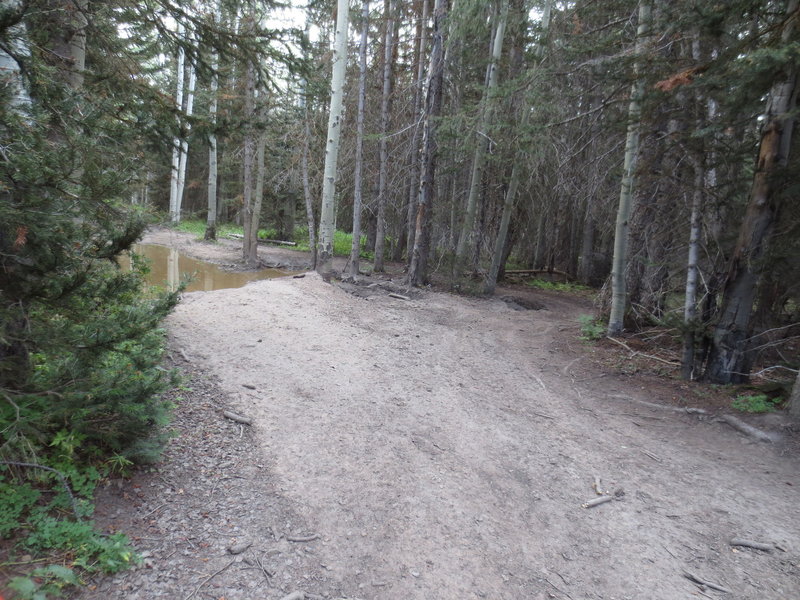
[78,229,800,600]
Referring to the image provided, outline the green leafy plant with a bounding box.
[732,393,780,413]
[578,314,605,341]
[526,278,591,293]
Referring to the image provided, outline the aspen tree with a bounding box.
[607,1,651,337]
[317,0,350,277]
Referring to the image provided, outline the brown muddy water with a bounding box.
[119,244,295,292]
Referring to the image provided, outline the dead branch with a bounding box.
[223,411,253,425]
[582,495,613,508]
[719,415,776,443]
[184,558,236,600]
[606,337,680,367]
[683,571,731,594]
[179,348,192,363]
[286,533,319,543]
[730,538,774,552]
[607,394,707,415]
[388,293,410,301]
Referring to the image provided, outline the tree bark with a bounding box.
[169,22,185,224]
[317,0,350,277]
[205,2,221,241]
[607,1,651,336]
[349,0,370,278]
[405,0,430,262]
[790,369,800,418]
[373,0,396,272]
[408,0,446,286]
[454,0,509,278]
[241,56,256,263]
[704,0,798,383]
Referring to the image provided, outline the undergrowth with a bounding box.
[526,278,591,294]
[175,220,374,259]
[732,393,781,413]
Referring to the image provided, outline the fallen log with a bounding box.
[720,415,775,443]
[225,233,296,246]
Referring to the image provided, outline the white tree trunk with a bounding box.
[205,2,221,241]
[317,0,350,276]
[0,1,32,113]
[169,22,185,224]
[607,1,651,336]
[349,0,370,278]
[248,99,267,265]
[454,0,509,275]
[174,61,196,224]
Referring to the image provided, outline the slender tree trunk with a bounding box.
[682,165,703,380]
[241,57,256,263]
[205,3,221,241]
[349,0,370,278]
[317,0,350,277]
[453,0,509,278]
[373,0,397,272]
[607,1,651,336]
[790,369,800,417]
[704,0,798,383]
[175,60,196,223]
[408,0,446,286]
[169,23,185,224]
[300,19,317,269]
[485,162,520,294]
[248,103,267,265]
[405,0,430,261]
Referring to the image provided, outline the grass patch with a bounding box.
[578,314,605,340]
[731,393,781,413]
[526,278,591,294]
[174,220,373,259]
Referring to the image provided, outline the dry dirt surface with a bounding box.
[78,230,800,600]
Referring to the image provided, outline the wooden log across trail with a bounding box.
[226,233,296,246]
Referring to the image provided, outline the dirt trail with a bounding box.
[82,232,799,599]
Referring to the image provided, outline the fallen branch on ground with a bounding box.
[184,558,236,600]
[607,337,680,367]
[582,495,613,508]
[286,533,319,542]
[719,415,775,443]
[683,571,731,594]
[388,293,410,301]
[730,538,774,552]
[223,411,253,425]
[179,348,192,363]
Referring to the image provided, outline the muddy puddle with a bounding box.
[119,244,294,292]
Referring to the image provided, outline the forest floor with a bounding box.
[76,228,799,600]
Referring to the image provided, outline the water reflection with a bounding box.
[119,244,295,292]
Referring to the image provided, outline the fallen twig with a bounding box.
[642,450,662,462]
[582,495,614,508]
[388,292,410,301]
[179,348,192,363]
[286,533,319,543]
[683,571,731,594]
[730,538,774,552]
[184,558,236,600]
[223,410,253,425]
[0,461,82,519]
[719,415,775,443]
[606,336,680,367]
